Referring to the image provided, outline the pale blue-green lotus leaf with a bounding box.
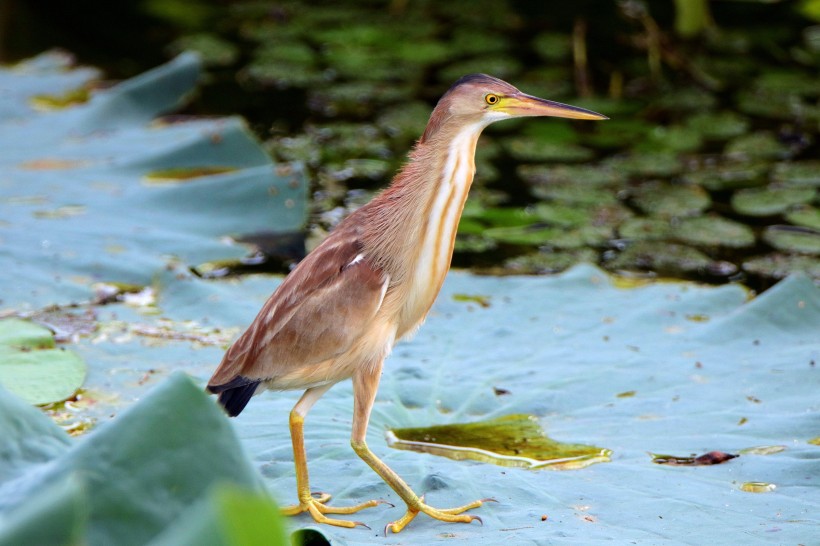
[0,52,307,311]
[2,52,819,546]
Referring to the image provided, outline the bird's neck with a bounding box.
[361,119,487,334]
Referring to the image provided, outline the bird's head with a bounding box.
[421,74,607,142]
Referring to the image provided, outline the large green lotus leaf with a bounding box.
[210,266,819,545]
[44,265,816,545]
[149,484,288,546]
[0,52,306,311]
[0,382,71,484]
[0,476,87,546]
[2,53,819,546]
[0,373,268,546]
[4,264,819,544]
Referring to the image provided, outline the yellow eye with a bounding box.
[484,93,500,105]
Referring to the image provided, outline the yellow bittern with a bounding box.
[207,74,606,533]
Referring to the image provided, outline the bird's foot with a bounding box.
[384,496,496,534]
[281,492,391,529]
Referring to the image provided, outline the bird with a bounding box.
[207,74,607,533]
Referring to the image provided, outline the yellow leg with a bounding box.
[351,363,492,534]
[281,385,389,528]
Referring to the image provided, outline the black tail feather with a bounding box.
[207,376,262,417]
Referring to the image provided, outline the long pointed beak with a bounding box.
[501,93,608,121]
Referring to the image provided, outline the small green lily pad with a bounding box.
[732,186,816,216]
[376,101,431,142]
[638,125,703,154]
[685,111,750,141]
[580,119,653,151]
[483,224,560,246]
[762,226,820,255]
[618,218,676,241]
[606,241,713,275]
[676,216,756,248]
[518,164,626,187]
[725,131,790,161]
[772,161,820,187]
[651,88,717,113]
[683,161,769,191]
[753,70,820,98]
[605,153,682,178]
[0,319,86,405]
[505,137,594,163]
[530,181,618,206]
[785,206,820,230]
[742,253,820,280]
[529,202,590,227]
[631,181,711,217]
[484,224,610,249]
[503,248,599,274]
[387,414,611,470]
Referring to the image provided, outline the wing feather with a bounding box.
[207,225,388,389]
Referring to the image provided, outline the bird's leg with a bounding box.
[281,384,386,528]
[351,363,490,534]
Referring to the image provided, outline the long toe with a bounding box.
[281,494,388,528]
[386,498,490,534]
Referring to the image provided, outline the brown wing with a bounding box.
[207,225,389,389]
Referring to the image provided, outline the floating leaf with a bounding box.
[505,137,594,163]
[518,163,626,186]
[581,119,652,151]
[619,218,676,241]
[638,125,703,154]
[724,131,791,160]
[387,414,611,470]
[530,181,618,206]
[785,206,820,230]
[742,253,820,280]
[631,181,711,217]
[606,241,713,275]
[683,161,769,191]
[503,248,599,274]
[605,153,682,178]
[0,319,86,405]
[651,87,717,113]
[772,161,820,187]
[762,226,820,255]
[753,70,820,98]
[685,111,750,141]
[731,185,816,216]
[676,216,756,248]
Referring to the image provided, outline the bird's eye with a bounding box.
[484,93,500,105]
